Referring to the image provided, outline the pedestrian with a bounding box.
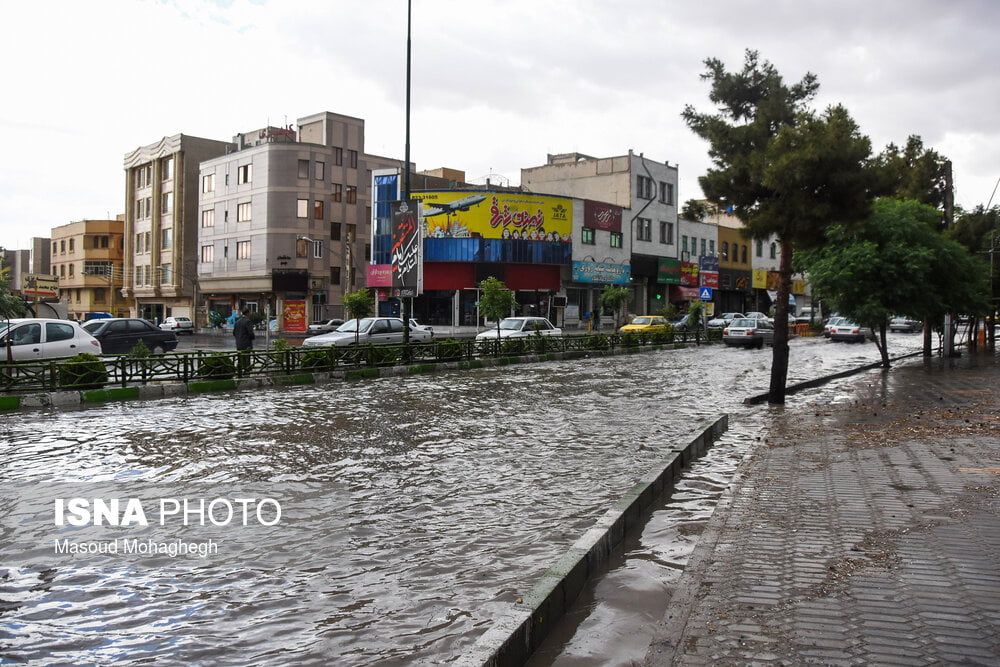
[234,308,255,351]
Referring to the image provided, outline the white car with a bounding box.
[408,318,434,337]
[475,317,562,340]
[159,316,195,334]
[707,312,744,329]
[302,317,432,347]
[306,319,345,335]
[0,318,103,360]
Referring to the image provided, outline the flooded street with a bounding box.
[0,336,924,664]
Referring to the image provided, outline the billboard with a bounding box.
[391,199,421,297]
[22,274,59,299]
[282,300,307,333]
[415,191,572,241]
[572,260,630,285]
[584,200,622,233]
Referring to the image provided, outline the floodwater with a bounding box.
[0,335,924,665]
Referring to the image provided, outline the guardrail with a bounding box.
[0,329,721,394]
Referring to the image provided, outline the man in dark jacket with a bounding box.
[234,309,255,351]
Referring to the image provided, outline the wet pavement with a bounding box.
[643,351,1000,665]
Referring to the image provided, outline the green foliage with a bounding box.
[500,338,527,356]
[949,205,1000,254]
[208,311,227,329]
[129,339,151,358]
[343,288,375,345]
[872,135,950,210]
[478,276,518,338]
[584,334,609,350]
[687,300,705,324]
[600,285,631,330]
[199,352,236,379]
[365,345,398,366]
[656,303,679,319]
[620,332,640,347]
[58,353,108,390]
[271,338,292,352]
[681,199,709,221]
[434,338,464,361]
[300,348,335,372]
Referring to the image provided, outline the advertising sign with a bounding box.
[22,274,59,299]
[680,262,699,287]
[657,258,680,284]
[698,256,719,289]
[366,264,392,288]
[752,269,768,289]
[391,200,421,295]
[415,191,572,241]
[282,300,307,333]
[583,200,622,233]
[572,260,630,285]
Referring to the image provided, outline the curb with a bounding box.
[457,415,729,667]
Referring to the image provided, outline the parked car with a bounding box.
[306,319,346,335]
[475,317,562,340]
[668,315,702,331]
[823,316,846,338]
[302,317,432,347]
[408,318,434,337]
[707,312,744,329]
[889,316,921,333]
[723,317,775,348]
[159,316,195,335]
[828,320,873,343]
[744,311,770,322]
[82,318,179,354]
[619,315,669,334]
[0,318,103,361]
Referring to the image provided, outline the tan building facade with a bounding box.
[49,218,126,319]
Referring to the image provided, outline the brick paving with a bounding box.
[647,352,1000,666]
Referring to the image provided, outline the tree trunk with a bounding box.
[767,238,794,404]
[876,322,890,368]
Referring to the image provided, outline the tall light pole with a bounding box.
[402,0,413,347]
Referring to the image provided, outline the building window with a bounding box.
[770,242,777,259]
[298,159,310,179]
[741,245,748,264]
[700,239,707,257]
[68,264,74,278]
[636,217,652,242]
[581,227,595,245]
[236,240,251,260]
[332,147,343,166]
[202,209,215,228]
[346,224,356,243]
[330,222,341,241]
[297,199,308,218]
[660,182,674,205]
[709,240,715,256]
[610,232,623,248]
[162,157,173,181]
[159,264,172,285]
[237,163,252,184]
[636,175,654,199]
[756,240,764,257]
[68,238,75,252]
[315,161,325,180]
[659,221,673,244]
[94,287,105,303]
[332,184,342,202]
[346,185,357,204]
[722,241,729,260]
[161,228,172,250]
[201,245,214,263]
[135,233,143,254]
[330,266,341,285]
[161,192,173,215]
[202,174,215,193]
[237,202,252,222]
[348,150,358,168]
[314,200,324,220]
[312,241,323,259]
[681,236,688,254]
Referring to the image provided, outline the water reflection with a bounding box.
[0,337,923,664]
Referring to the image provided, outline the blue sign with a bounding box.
[572,260,631,285]
[699,287,713,301]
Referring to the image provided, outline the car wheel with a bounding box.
[151,344,165,355]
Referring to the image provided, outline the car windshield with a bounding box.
[335,318,374,333]
[0,322,12,335]
[631,317,652,325]
[499,319,526,331]
[729,319,755,327]
[82,321,103,333]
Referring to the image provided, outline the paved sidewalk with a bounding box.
[647,352,1000,665]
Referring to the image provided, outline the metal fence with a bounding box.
[0,330,721,394]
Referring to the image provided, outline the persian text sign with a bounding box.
[366,264,392,288]
[416,191,572,241]
[391,200,421,292]
[572,260,630,285]
[584,200,622,233]
[657,258,680,284]
[23,274,59,298]
[282,300,307,333]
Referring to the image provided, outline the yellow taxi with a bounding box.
[618,315,669,334]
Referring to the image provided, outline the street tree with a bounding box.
[1,278,26,319]
[343,288,375,345]
[799,198,990,367]
[873,135,951,211]
[599,285,630,331]
[478,276,518,340]
[683,49,877,403]
[681,199,709,222]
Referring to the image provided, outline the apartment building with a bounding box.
[49,218,125,319]
[123,134,234,324]
[521,150,679,317]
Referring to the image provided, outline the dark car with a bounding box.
[82,318,179,354]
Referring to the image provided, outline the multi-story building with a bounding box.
[49,217,125,319]
[123,134,234,325]
[711,206,754,314]
[521,150,679,317]
[750,234,810,316]
[197,112,398,329]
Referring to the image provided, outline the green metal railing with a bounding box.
[0,330,721,394]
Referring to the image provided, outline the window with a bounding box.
[346,185,357,204]
[659,182,674,205]
[582,227,595,245]
[135,233,144,253]
[237,202,252,222]
[69,238,75,251]
[636,175,654,199]
[96,235,109,249]
[314,200,324,220]
[636,217,652,242]
[722,241,729,260]
[332,184,342,202]
[68,264,74,278]
[202,174,215,193]
[312,241,323,259]
[237,163,252,184]
[201,245,214,263]
[161,228,172,250]
[756,240,764,257]
[159,263,172,285]
[330,266,341,285]
[236,240,251,260]
[332,147,343,166]
[202,209,215,228]
[659,221,673,244]
[315,161,325,180]
[610,232,623,248]
[681,236,688,254]
[348,150,358,168]
[330,222,342,241]
[135,199,143,220]
[741,245,748,264]
[162,157,173,180]
[297,199,309,218]
[298,159,310,179]
[770,242,777,259]
[93,288,105,304]
[709,240,715,256]
[700,239,707,257]
[346,224,356,243]
[161,192,173,215]
[52,242,57,253]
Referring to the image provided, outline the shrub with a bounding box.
[435,338,464,361]
[365,345,399,366]
[301,348,335,372]
[208,311,227,329]
[584,334,609,350]
[58,353,108,390]
[620,332,640,348]
[129,339,151,358]
[501,338,527,356]
[199,352,236,379]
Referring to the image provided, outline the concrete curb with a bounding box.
[457,415,729,667]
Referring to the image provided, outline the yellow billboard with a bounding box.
[415,191,572,241]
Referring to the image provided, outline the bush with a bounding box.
[620,332,640,348]
[58,353,108,390]
[584,334,609,350]
[435,338,464,361]
[300,348,335,372]
[365,345,399,366]
[208,311,227,329]
[129,339,151,358]
[501,338,527,356]
[199,352,236,379]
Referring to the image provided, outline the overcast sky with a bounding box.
[1,0,997,251]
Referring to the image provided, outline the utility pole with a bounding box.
[942,161,957,357]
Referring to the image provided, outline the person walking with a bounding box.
[233,309,255,350]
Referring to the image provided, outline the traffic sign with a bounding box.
[699,287,713,301]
